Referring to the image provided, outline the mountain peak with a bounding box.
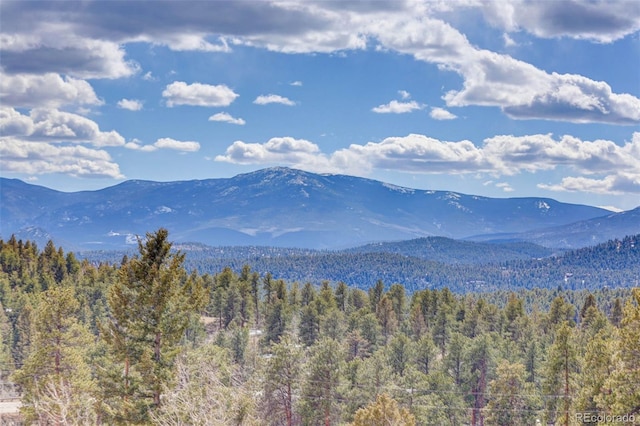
[1,168,625,250]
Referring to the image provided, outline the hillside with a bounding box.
[79,234,640,293]
[0,167,613,250]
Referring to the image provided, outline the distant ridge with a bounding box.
[0,167,623,249]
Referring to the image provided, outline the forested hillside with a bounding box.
[78,234,640,293]
[0,230,639,425]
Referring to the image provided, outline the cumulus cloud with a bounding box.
[2,1,638,125]
[501,73,640,125]
[208,112,246,125]
[215,137,334,172]
[117,98,143,111]
[0,106,128,178]
[538,174,640,195]
[153,137,200,152]
[0,107,125,147]
[478,0,640,43]
[430,107,457,120]
[162,81,239,107]
[372,100,425,114]
[372,12,640,125]
[332,134,488,174]
[0,73,102,108]
[216,131,640,194]
[482,133,640,176]
[0,137,123,178]
[253,94,296,106]
[290,81,303,86]
[126,137,202,153]
[0,28,138,79]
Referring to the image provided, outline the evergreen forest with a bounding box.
[0,228,639,425]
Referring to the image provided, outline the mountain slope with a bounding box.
[0,167,612,249]
[469,207,640,248]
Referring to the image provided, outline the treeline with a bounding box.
[0,230,639,425]
[183,234,640,292]
[78,234,640,293]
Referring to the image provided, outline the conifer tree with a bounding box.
[12,286,96,424]
[300,337,344,425]
[99,228,206,423]
[484,361,541,426]
[262,335,303,426]
[598,288,640,419]
[350,393,416,426]
[543,321,579,426]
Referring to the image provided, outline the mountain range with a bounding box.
[1,167,638,250]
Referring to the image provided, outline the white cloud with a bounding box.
[430,107,457,120]
[372,100,425,114]
[0,137,123,178]
[117,99,143,111]
[155,34,230,52]
[538,174,640,195]
[124,140,157,152]
[0,32,138,79]
[482,133,640,176]
[290,81,303,86]
[215,137,334,172]
[333,134,487,174]
[373,13,640,125]
[502,73,640,125]
[0,73,102,108]
[502,33,517,47]
[0,107,34,135]
[154,137,200,152]
[0,107,126,177]
[398,90,411,99]
[0,107,125,147]
[478,0,640,43]
[208,112,246,125]
[253,94,296,106]
[216,131,640,194]
[0,0,640,125]
[162,81,239,107]
[496,182,514,192]
[125,137,202,152]
[142,71,156,81]
[1,1,637,125]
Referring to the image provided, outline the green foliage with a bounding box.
[1,233,639,425]
[350,393,416,426]
[98,228,207,423]
[300,337,344,425]
[485,361,542,426]
[12,286,96,424]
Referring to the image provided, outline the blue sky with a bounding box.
[1,1,639,211]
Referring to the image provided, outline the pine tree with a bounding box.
[12,286,96,424]
[350,393,416,426]
[576,328,613,415]
[598,288,640,419]
[262,335,303,426]
[543,321,579,426]
[466,334,495,426]
[387,333,413,377]
[484,361,541,426]
[300,337,344,425]
[98,228,206,424]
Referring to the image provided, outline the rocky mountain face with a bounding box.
[0,167,626,250]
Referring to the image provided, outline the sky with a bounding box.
[1,1,640,211]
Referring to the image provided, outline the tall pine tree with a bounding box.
[98,228,206,424]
